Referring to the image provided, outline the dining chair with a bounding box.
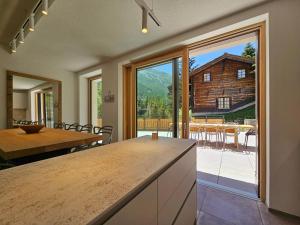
[77,124,93,133]
[65,123,79,131]
[205,126,221,147]
[244,129,256,148]
[93,126,113,146]
[54,122,65,129]
[222,123,240,149]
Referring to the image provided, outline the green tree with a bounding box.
[242,43,256,59]
[97,81,103,118]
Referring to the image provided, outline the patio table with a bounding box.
[189,123,255,146]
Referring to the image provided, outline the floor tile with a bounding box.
[197,211,236,225]
[202,188,262,225]
[197,171,218,183]
[257,201,300,225]
[197,183,209,211]
[217,176,257,195]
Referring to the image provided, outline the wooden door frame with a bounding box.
[123,47,189,139]
[187,22,266,201]
[122,22,266,201]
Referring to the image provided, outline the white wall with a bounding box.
[79,0,300,217]
[13,92,27,109]
[0,47,78,128]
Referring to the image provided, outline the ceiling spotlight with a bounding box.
[11,39,17,53]
[42,0,48,15]
[19,28,25,44]
[29,13,35,31]
[135,0,161,34]
[142,7,148,33]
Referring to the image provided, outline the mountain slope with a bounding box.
[137,68,172,99]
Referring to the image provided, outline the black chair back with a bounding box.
[77,124,93,133]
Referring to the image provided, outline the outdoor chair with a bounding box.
[205,126,221,147]
[222,123,240,149]
[244,129,256,148]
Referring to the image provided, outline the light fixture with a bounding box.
[19,28,25,44]
[29,13,35,31]
[9,0,51,53]
[42,0,48,15]
[142,7,148,33]
[135,0,161,34]
[11,39,17,53]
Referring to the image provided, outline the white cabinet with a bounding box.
[104,147,196,225]
[104,180,158,225]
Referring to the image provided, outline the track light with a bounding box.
[29,13,35,31]
[42,0,48,15]
[19,28,25,44]
[142,7,148,33]
[11,39,17,53]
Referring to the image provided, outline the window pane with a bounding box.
[136,61,175,138]
[91,78,102,127]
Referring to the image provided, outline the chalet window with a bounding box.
[237,69,246,79]
[203,73,211,82]
[217,97,230,109]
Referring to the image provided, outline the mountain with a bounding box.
[137,68,172,99]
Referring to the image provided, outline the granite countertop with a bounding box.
[0,136,196,225]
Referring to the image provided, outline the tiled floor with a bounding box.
[197,144,258,197]
[197,183,300,225]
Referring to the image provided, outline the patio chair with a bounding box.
[205,126,221,147]
[222,124,240,149]
[189,124,203,141]
[244,129,256,148]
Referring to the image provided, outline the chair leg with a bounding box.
[245,135,248,149]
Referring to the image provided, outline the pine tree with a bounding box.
[242,43,256,59]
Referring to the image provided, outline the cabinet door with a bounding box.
[174,184,196,225]
[158,147,196,211]
[158,167,196,225]
[104,180,157,225]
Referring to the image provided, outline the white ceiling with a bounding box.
[1,0,268,72]
[13,76,46,90]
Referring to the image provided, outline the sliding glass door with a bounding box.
[136,58,182,138]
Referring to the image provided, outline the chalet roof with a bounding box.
[190,53,255,77]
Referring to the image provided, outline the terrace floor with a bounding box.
[138,130,258,197]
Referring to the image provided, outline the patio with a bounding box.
[138,130,258,198]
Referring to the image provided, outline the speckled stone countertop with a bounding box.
[0,136,196,225]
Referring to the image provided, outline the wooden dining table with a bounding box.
[0,128,102,160]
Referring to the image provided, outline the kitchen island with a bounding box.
[0,136,197,225]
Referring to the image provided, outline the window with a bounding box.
[203,73,211,82]
[217,97,230,109]
[89,76,103,127]
[237,69,246,79]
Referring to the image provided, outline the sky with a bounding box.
[146,41,257,74]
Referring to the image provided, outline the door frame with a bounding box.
[122,22,266,201]
[187,22,266,201]
[123,47,189,139]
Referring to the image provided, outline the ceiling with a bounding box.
[13,76,46,90]
[0,0,268,72]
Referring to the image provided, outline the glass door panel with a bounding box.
[136,58,182,138]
